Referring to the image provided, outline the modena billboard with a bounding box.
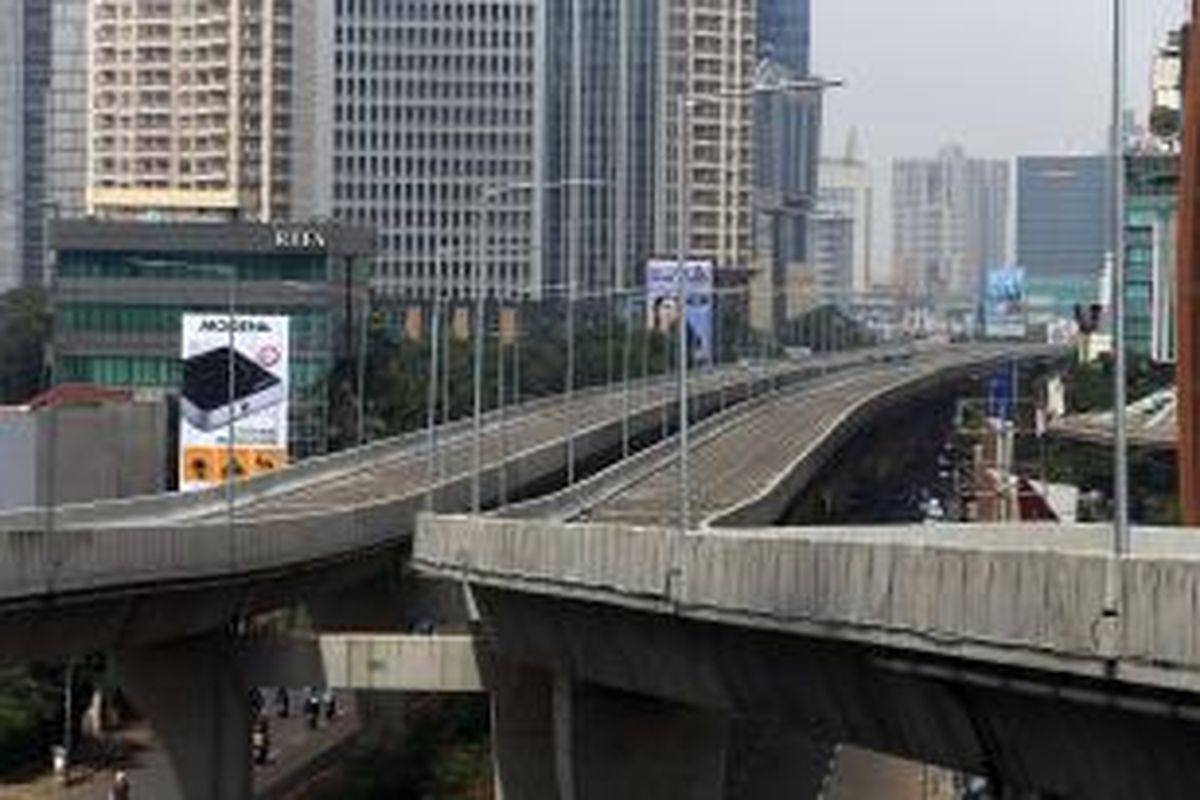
[179,314,290,492]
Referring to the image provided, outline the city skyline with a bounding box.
[815,0,1186,284]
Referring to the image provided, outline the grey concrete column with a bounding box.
[113,630,251,800]
[556,680,729,800]
[723,718,833,800]
[489,661,560,800]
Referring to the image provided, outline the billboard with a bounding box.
[179,314,290,492]
[985,266,1027,339]
[645,258,714,366]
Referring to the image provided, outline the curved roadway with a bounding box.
[506,344,1060,528]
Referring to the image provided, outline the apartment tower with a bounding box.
[657,0,756,275]
[86,0,297,222]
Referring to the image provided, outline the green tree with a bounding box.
[1150,104,1181,142]
[0,287,50,404]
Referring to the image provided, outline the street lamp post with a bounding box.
[426,249,445,511]
[675,92,692,532]
[1110,0,1130,557]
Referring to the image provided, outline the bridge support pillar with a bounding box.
[724,718,832,799]
[489,661,560,800]
[554,678,728,800]
[489,664,732,800]
[113,630,250,800]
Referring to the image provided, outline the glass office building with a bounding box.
[1125,154,1178,363]
[49,220,374,458]
[0,0,52,291]
[1016,156,1108,322]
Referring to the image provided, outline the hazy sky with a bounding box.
[812,0,1188,277]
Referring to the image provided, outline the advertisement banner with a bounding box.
[645,258,714,365]
[179,314,290,492]
[984,266,1027,339]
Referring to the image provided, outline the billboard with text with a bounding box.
[179,314,290,492]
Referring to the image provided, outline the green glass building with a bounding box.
[1125,154,1178,363]
[49,220,375,458]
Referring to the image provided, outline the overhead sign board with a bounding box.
[179,313,290,492]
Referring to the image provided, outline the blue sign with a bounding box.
[986,368,1015,420]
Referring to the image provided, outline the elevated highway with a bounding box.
[0,342,1062,800]
[0,343,1049,661]
[416,517,1200,800]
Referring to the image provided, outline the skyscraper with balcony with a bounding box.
[658,0,757,277]
[86,0,299,222]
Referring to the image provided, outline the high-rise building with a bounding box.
[658,0,757,277]
[1125,154,1179,363]
[806,208,852,309]
[0,0,52,292]
[540,1,661,296]
[86,0,301,222]
[1016,155,1107,321]
[818,138,873,294]
[750,0,820,331]
[892,145,1009,308]
[46,0,90,220]
[312,0,540,300]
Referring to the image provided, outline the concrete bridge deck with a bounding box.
[415,516,1200,800]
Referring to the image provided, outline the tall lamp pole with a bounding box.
[1110,0,1129,555]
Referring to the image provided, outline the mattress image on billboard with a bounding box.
[180,345,285,432]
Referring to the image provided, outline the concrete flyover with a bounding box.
[0,342,1057,799]
[0,345,955,800]
[0,350,864,660]
[416,516,1200,800]
[0,342,1035,661]
[413,343,1101,799]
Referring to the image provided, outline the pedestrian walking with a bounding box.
[108,769,131,800]
[274,686,290,718]
[251,717,270,766]
[323,688,337,721]
[304,688,321,731]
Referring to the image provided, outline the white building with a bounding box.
[818,138,873,295]
[892,144,1009,309]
